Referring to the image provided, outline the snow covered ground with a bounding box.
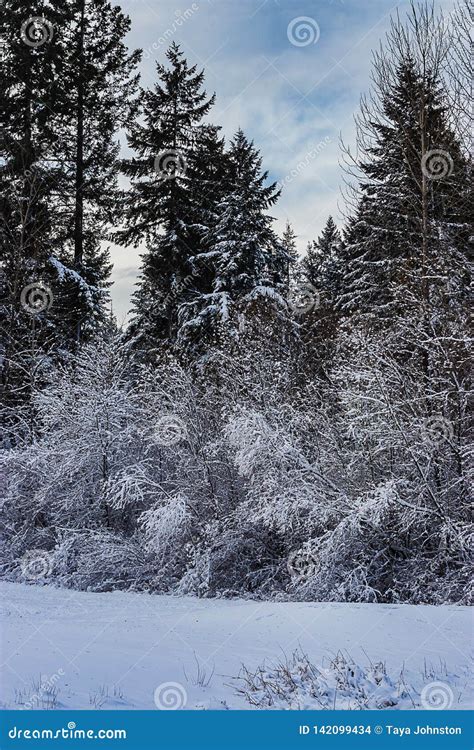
[1,582,472,711]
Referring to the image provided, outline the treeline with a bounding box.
[0,1,472,604]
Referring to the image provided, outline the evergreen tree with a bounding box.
[0,1,70,443]
[337,48,472,455]
[315,217,341,301]
[300,242,318,288]
[339,58,468,324]
[0,0,140,442]
[119,43,216,350]
[208,129,283,299]
[54,0,141,342]
[174,124,229,354]
[297,217,342,374]
[281,220,299,292]
[177,129,286,359]
[182,124,229,301]
[1,0,140,347]
[301,217,341,294]
[333,4,472,565]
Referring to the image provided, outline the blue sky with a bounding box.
[111,0,456,322]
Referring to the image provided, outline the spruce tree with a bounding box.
[0,0,70,442]
[176,129,285,359]
[209,129,282,299]
[1,0,140,347]
[281,221,299,292]
[339,59,468,324]
[298,217,342,372]
[53,0,140,343]
[298,242,316,288]
[119,43,216,350]
[333,5,472,540]
[175,125,229,353]
[302,216,342,300]
[0,0,140,441]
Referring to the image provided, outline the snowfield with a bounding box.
[1,582,472,711]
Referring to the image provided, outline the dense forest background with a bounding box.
[0,1,472,605]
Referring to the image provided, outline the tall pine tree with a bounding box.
[119,43,216,351]
[298,216,342,372]
[177,129,287,360]
[281,220,299,292]
[0,0,140,442]
[1,0,71,443]
[54,0,141,342]
[339,58,468,325]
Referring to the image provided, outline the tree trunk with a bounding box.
[74,0,85,342]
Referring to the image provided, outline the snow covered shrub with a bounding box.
[176,522,286,598]
[314,327,474,604]
[0,339,171,585]
[1,308,470,603]
[382,520,474,605]
[0,339,141,563]
[294,483,472,605]
[0,337,240,593]
[224,406,344,539]
[205,524,286,597]
[140,493,192,555]
[293,482,400,602]
[138,493,194,590]
[220,398,349,598]
[234,649,415,710]
[51,529,150,592]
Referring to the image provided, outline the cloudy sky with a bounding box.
[111,0,456,323]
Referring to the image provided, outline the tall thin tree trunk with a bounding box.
[22,94,33,258]
[74,0,85,342]
[419,78,430,381]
